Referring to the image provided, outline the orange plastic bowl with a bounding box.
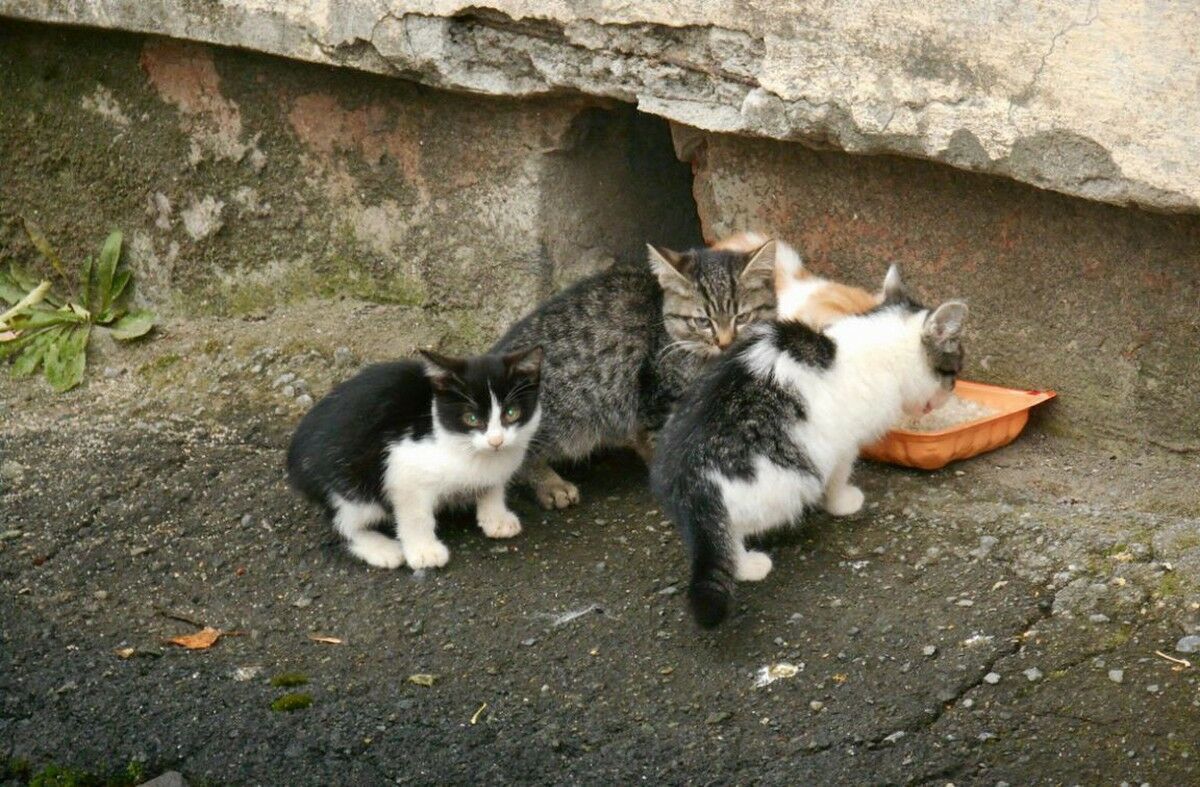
[861,380,1056,470]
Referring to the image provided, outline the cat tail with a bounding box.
[684,497,736,629]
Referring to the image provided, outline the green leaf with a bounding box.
[7,309,81,331]
[9,266,62,308]
[109,269,132,305]
[9,264,40,293]
[0,270,26,305]
[22,217,68,281]
[44,324,89,392]
[96,230,123,316]
[79,255,94,311]
[10,328,56,378]
[0,331,36,360]
[107,309,155,340]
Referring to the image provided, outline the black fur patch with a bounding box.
[773,320,836,369]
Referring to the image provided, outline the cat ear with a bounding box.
[739,239,777,282]
[881,263,907,303]
[503,345,544,378]
[923,301,969,346]
[418,349,467,391]
[647,244,693,295]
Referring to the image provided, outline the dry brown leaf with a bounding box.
[166,626,223,650]
[114,647,136,659]
[308,634,343,645]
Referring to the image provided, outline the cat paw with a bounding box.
[734,550,773,582]
[405,539,451,569]
[479,510,522,539]
[824,485,865,517]
[348,537,406,569]
[534,477,580,510]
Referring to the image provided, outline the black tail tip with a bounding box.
[688,579,732,629]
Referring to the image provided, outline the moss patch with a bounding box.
[271,692,313,712]
[137,352,181,376]
[270,672,310,688]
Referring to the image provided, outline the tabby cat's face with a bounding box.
[648,241,778,357]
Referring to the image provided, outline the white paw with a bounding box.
[405,539,450,569]
[479,509,522,539]
[735,550,773,582]
[825,485,865,517]
[347,537,406,569]
[534,477,580,510]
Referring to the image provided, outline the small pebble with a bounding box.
[103,366,120,379]
[1023,667,1043,682]
[1089,613,1110,624]
[983,672,1001,685]
[282,384,296,398]
[293,597,313,609]
[922,645,938,657]
[1175,635,1200,654]
[241,514,254,527]
[705,711,732,725]
[962,698,974,709]
[93,590,108,601]
[1108,669,1124,684]
[1146,684,1159,693]
[1,530,23,541]
[232,666,263,682]
[296,394,314,408]
[956,599,975,607]
[809,700,824,712]
[334,347,355,367]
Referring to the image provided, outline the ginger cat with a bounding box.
[712,232,880,329]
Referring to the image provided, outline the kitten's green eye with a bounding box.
[735,312,751,325]
[503,405,522,423]
[462,412,480,427]
[690,316,712,330]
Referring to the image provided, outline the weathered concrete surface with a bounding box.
[2,306,1200,784]
[677,128,1200,449]
[2,1,1198,213]
[0,22,699,326]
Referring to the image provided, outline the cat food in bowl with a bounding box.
[862,381,1056,470]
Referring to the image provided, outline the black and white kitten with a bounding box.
[651,266,967,627]
[287,347,543,570]
[492,242,778,509]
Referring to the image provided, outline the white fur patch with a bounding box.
[776,276,828,323]
[711,455,823,539]
[383,404,540,506]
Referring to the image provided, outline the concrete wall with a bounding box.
[0,22,700,333]
[3,1,1198,214]
[675,127,1200,447]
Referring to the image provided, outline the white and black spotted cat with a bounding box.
[287,347,543,570]
[492,241,778,509]
[652,266,967,627]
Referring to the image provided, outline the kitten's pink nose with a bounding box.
[487,434,504,448]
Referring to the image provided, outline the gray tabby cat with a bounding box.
[491,241,778,509]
